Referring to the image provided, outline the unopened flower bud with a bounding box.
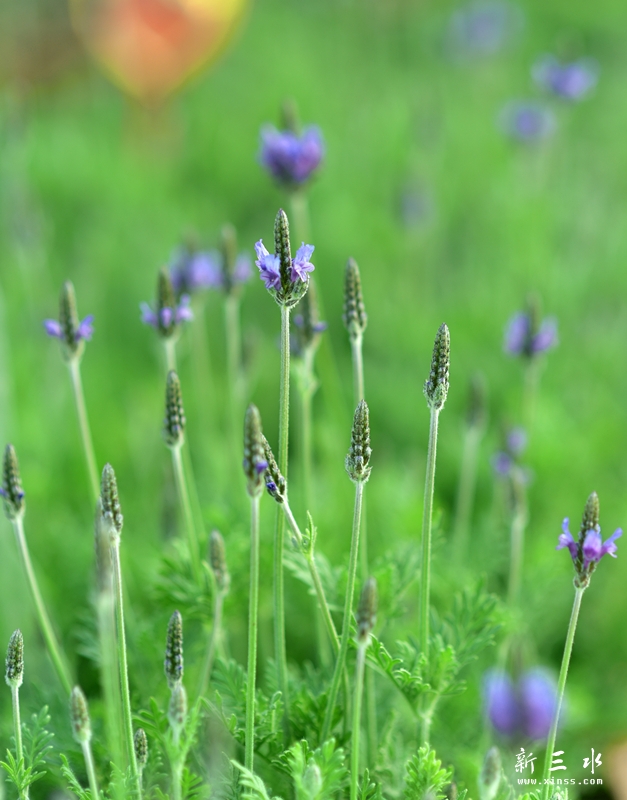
[1,444,25,521]
[356,577,378,645]
[243,405,267,497]
[163,371,186,448]
[209,531,230,593]
[101,464,123,537]
[580,492,600,536]
[345,400,372,483]
[262,436,286,503]
[134,728,148,770]
[303,762,323,794]
[5,630,24,689]
[424,323,450,411]
[275,208,292,292]
[164,610,184,689]
[168,683,187,733]
[479,747,501,800]
[343,258,367,340]
[70,686,92,743]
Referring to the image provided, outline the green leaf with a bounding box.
[403,746,453,800]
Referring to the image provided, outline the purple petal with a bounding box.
[601,528,622,558]
[507,427,527,457]
[519,669,558,741]
[533,55,598,101]
[0,487,6,497]
[160,307,173,328]
[255,246,281,291]
[499,101,556,142]
[582,529,602,568]
[492,452,513,477]
[140,303,158,327]
[233,254,252,284]
[531,317,558,353]
[44,319,64,339]
[295,243,315,262]
[291,242,315,283]
[483,669,519,735]
[254,240,270,260]
[504,313,530,354]
[76,315,94,342]
[259,125,324,185]
[255,460,269,475]
[175,295,194,323]
[557,519,578,561]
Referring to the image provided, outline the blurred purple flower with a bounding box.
[484,668,558,741]
[170,248,222,294]
[484,670,518,735]
[533,56,598,101]
[492,426,528,478]
[259,125,324,186]
[499,101,556,142]
[519,670,558,740]
[448,1,523,57]
[557,519,622,570]
[140,296,193,329]
[504,312,557,357]
[44,315,94,344]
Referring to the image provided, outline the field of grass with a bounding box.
[1,0,627,796]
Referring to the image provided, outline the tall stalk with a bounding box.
[171,446,201,583]
[351,578,377,800]
[419,324,450,745]
[541,586,585,797]
[68,360,99,503]
[452,424,482,556]
[70,686,100,800]
[507,468,528,607]
[5,631,26,799]
[198,531,230,697]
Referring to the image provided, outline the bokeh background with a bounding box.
[1,0,626,794]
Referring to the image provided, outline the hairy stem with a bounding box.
[81,740,101,800]
[11,685,28,800]
[96,590,125,772]
[197,590,225,698]
[452,424,482,556]
[12,518,72,694]
[171,445,202,585]
[68,359,99,503]
[541,586,585,798]
[274,305,291,728]
[245,495,261,771]
[419,407,440,745]
[507,468,528,607]
[164,338,177,373]
[321,481,364,741]
[111,542,139,790]
[351,645,367,800]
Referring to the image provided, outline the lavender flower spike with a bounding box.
[255,210,314,307]
[519,669,558,740]
[499,100,556,143]
[291,244,315,283]
[254,241,281,291]
[557,492,622,587]
[533,55,598,102]
[44,281,94,361]
[504,310,558,357]
[259,124,324,187]
[483,669,518,735]
[141,267,193,339]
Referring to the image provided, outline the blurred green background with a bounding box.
[1,0,626,792]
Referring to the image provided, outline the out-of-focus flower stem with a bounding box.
[68,359,99,503]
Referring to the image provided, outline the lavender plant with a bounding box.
[69,686,100,800]
[44,281,98,501]
[141,267,193,371]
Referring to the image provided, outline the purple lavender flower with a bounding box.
[499,101,556,142]
[170,248,222,294]
[44,281,94,361]
[254,241,281,291]
[492,426,528,478]
[484,670,518,735]
[533,56,598,101]
[504,312,558,357]
[290,244,315,283]
[141,268,193,339]
[519,670,558,740]
[484,667,558,741]
[447,1,524,57]
[259,125,324,187]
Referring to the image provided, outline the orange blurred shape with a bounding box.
[70,0,247,104]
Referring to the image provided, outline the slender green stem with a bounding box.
[274,305,291,727]
[164,338,177,373]
[245,495,261,771]
[171,445,201,585]
[81,740,101,800]
[171,758,182,800]
[12,518,72,694]
[225,294,243,407]
[350,336,365,404]
[321,481,365,742]
[300,365,315,514]
[452,424,482,556]
[282,500,339,655]
[68,359,99,503]
[197,590,225,698]
[522,357,540,432]
[96,591,126,772]
[507,469,528,607]
[289,189,311,243]
[542,586,585,798]
[351,645,367,800]
[419,408,440,745]
[11,685,28,799]
[111,542,139,790]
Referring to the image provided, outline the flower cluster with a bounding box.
[484,668,557,740]
[169,241,251,296]
[255,209,314,308]
[259,125,324,187]
[44,281,94,361]
[557,492,621,587]
[533,56,598,101]
[141,268,193,339]
[499,101,556,142]
[504,309,557,357]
